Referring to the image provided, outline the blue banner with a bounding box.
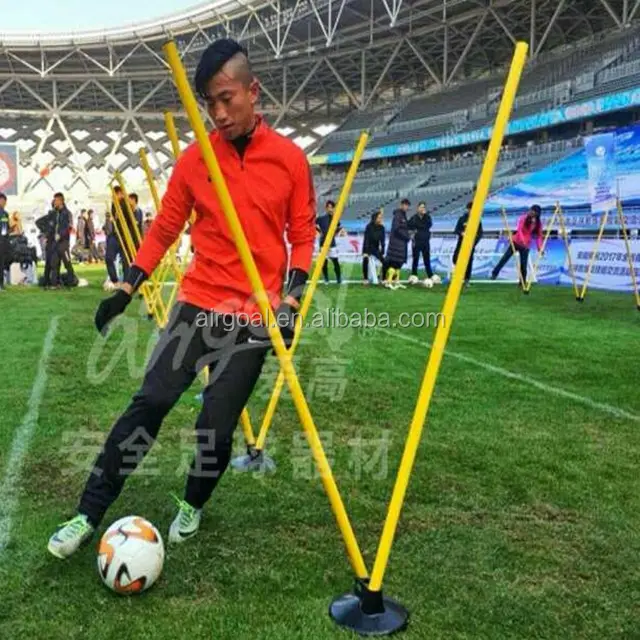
[316,86,640,165]
[329,234,640,292]
[584,132,617,214]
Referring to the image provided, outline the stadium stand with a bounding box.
[315,26,640,156]
[313,138,581,228]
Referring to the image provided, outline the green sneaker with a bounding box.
[169,495,202,544]
[47,514,95,559]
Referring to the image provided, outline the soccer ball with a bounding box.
[408,275,419,285]
[97,516,165,595]
[431,274,442,284]
[423,278,434,288]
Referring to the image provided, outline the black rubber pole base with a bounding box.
[576,296,584,303]
[523,288,530,295]
[231,447,277,473]
[329,579,409,636]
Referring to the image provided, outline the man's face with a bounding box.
[326,204,334,215]
[205,61,259,141]
[401,202,409,212]
[0,197,6,210]
[418,204,426,215]
[128,196,137,209]
[53,196,64,209]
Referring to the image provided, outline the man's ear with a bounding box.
[249,77,260,105]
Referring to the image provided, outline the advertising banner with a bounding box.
[312,234,639,292]
[584,132,617,214]
[559,238,640,292]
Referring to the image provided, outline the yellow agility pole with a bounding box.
[109,184,160,323]
[616,198,640,310]
[164,111,182,159]
[254,131,369,455]
[556,203,580,299]
[162,114,200,325]
[231,130,369,472]
[139,148,184,325]
[112,173,167,324]
[163,40,369,582]
[524,206,558,293]
[500,206,528,291]
[138,148,174,326]
[578,209,609,302]
[327,42,527,634]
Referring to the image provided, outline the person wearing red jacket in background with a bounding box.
[491,205,543,284]
[48,38,317,559]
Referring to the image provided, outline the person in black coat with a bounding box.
[47,192,76,288]
[362,209,385,284]
[382,198,411,284]
[453,202,483,285]
[316,200,343,284]
[105,186,136,285]
[408,201,434,281]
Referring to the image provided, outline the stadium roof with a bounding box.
[0,0,637,196]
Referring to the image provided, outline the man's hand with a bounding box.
[95,288,132,336]
[248,301,299,353]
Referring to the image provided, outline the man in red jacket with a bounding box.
[48,38,316,559]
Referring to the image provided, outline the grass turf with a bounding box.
[0,263,639,639]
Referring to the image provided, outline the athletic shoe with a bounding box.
[47,514,95,559]
[168,495,202,544]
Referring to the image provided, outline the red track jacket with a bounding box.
[134,116,317,317]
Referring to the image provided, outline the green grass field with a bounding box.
[1,264,639,639]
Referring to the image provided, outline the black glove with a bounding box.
[95,289,132,336]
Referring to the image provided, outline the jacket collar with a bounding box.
[215,113,268,151]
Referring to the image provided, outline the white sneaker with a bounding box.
[408,275,419,285]
[169,496,202,544]
[431,274,442,284]
[47,514,95,559]
[423,278,434,288]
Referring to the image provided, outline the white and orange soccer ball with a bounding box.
[97,516,165,595]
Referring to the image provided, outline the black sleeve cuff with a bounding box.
[124,265,149,292]
[285,268,308,303]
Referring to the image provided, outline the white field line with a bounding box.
[0,317,59,553]
[379,328,640,423]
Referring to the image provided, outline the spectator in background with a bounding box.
[491,204,543,285]
[105,186,137,287]
[128,193,144,240]
[453,202,483,287]
[143,213,154,237]
[382,198,411,288]
[316,199,343,285]
[408,201,437,285]
[48,192,76,289]
[362,209,385,285]
[0,193,9,291]
[86,209,99,262]
[75,210,87,256]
